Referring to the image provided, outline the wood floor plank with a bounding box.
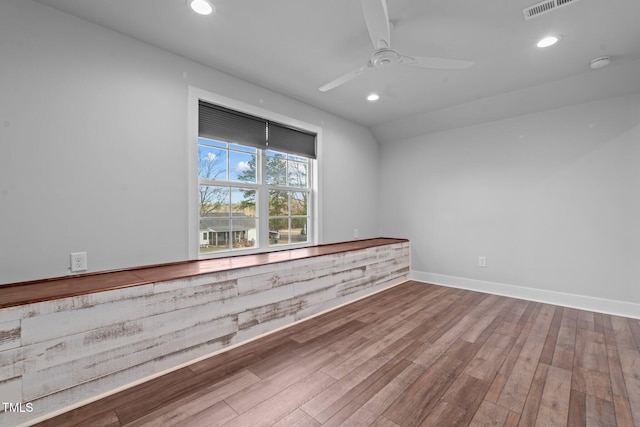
[540,307,562,364]
[586,394,616,427]
[288,308,367,345]
[223,371,335,427]
[611,316,640,350]
[340,362,425,426]
[123,369,260,426]
[271,409,320,427]
[627,318,640,350]
[35,367,197,427]
[305,342,421,424]
[568,389,587,427]
[484,321,532,403]
[578,310,596,331]
[552,308,578,371]
[474,314,506,346]
[617,346,640,426]
[371,416,401,427]
[354,287,443,340]
[67,410,121,427]
[224,349,336,415]
[35,281,640,427]
[302,354,400,421]
[464,332,515,382]
[410,311,483,368]
[519,301,541,325]
[437,373,491,425]
[321,359,413,427]
[502,299,529,324]
[243,339,304,379]
[593,312,605,334]
[575,329,609,374]
[612,394,636,427]
[535,365,572,427]
[383,353,463,426]
[460,313,498,343]
[468,400,510,426]
[292,319,368,359]
[178,401,237,427]
[518,362,549,426]
[496,331,546,413]
[319,322,417,380]
[571,366,613,402]
[443,338,482,365]
[504,411,520,426]
[419,401,467,426]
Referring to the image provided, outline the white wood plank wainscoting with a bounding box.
[0,238,409,427]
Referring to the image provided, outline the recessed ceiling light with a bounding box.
[536,35,559,48]
[190,0,215,15]
[367,93,380,102]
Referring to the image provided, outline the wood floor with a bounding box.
[37,281,640,427]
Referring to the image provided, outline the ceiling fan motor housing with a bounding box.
[372,48,401,66]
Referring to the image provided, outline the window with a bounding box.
[190,92,319,258]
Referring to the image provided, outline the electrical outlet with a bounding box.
[71,252,87,272]
[353,228,359,238]
[478,256,487,268]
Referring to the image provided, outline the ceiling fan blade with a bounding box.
[361,0,391,50]
[319,63,373,92]
[400,55,474,70]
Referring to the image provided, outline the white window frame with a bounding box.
[187,87,321,260]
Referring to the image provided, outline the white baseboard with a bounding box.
[411,270,640,320]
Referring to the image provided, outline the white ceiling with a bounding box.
[34,0,640,142]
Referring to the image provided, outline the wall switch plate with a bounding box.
[478,256,487,268]
[353,228,359,238]
[71,252,87,272]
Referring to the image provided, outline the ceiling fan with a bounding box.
[319,0,475,92]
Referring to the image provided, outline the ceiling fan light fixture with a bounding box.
[367,93,380,102]
[536,35,559,48]
[190,0,215,15]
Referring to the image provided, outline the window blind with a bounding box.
[267,122,316,159]
[199,100,316,159]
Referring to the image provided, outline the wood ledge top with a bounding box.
[0,238,408,309]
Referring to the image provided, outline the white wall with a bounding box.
[0,0,380,284]
[379,92,640,311]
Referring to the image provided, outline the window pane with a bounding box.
[269,218,289,246]
[229,151,256,183]
[199,217,230,253]
[266,156,287,185]
[290,191,307,216]
[198,145,227,181]
[199,186,229,217]
[288,161,308,188]
[231,188,256,216]
[269,190,289,216]
[291,217,308,243]
[232,218,257,249]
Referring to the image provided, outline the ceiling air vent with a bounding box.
[523,0,580,20]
